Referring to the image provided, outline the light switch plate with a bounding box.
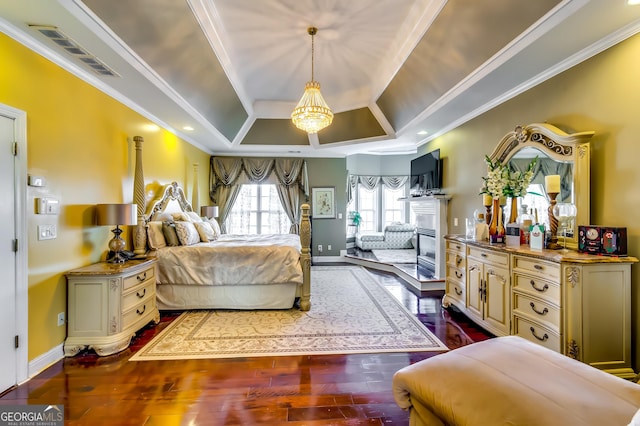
[38,224,57,240]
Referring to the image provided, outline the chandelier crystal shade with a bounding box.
[291,27,333,134]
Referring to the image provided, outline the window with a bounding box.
[382,186,405,226]
[357,185,378,232]
[226,184,291,234]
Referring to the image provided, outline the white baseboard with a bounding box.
[312,255,344,263]
[28,343,64,381]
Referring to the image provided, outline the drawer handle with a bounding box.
[455,245,461,250]
[456,255,463,266]
[136,305,146,315]
[534,265,544,271]
[136,288,146,298]
[529,302,548,316]
[137,272,147,282]
[455,271,463,279]
[455,287,462,296]
[481,253,488,258]
[529,327,549,342]
[530,280,549,293]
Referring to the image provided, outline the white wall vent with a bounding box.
[28,24,120,77]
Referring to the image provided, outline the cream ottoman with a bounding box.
[393,336,640,426]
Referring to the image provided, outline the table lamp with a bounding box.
[96,203,137,263]
[200,205,218,219]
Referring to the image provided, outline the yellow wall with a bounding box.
[427,32,640,368]
[0,33,211,360]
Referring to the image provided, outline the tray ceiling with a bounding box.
[1,0,640,157]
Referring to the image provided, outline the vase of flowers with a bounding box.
[481,155,537,242]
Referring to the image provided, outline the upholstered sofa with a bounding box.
[392,336,640,426]
[355,223,415,250]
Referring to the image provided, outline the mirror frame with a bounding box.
[489,123,594,249]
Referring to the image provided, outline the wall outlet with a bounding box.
[328,245,332,251]
[318,244,323,252]
[38,224,57,240]
[57,312,65,327]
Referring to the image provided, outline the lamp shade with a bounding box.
[200,205,218,218]
[96,203,137,226]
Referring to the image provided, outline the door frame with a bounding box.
[1,104,28,386]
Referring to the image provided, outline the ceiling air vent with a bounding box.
[29,24,119,77]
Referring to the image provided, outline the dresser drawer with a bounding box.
[512,315,561,353]
[446,250,465,268]
[467,246,508,266]
[512,292,560,332]
[512,255,560,281]
[446,240,465,254]
[122,297,156,330]
[446,278,465,305]
[122,280,155,312]
[123,266,155,291]
[512,273,560,305]
[446,264,465,281]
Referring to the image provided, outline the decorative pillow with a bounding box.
[174,221,201,246]
[162,221,180,247]
[171,212,191,222]
[205,217,221,237]
[147,221,167,249]
[194,221,217,242]
[186,211,203,223]
[155,212,173,222]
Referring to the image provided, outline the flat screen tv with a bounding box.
[410,149,443,196]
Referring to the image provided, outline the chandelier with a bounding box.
[291,27,334,134]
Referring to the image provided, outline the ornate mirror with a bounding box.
[488,123,594,249]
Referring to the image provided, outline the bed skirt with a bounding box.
[156,282,299,310]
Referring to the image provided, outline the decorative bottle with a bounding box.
[489,197,505,244]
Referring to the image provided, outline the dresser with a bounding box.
[443,236,638,378]
[64,258,160,357]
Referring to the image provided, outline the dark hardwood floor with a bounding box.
[0,265,492,425]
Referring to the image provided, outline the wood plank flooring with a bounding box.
[0,266,492,425]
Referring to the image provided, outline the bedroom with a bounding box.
[2,0,640,423]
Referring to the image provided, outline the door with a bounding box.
[466,260,483,320]
[0,113,17,392]
[485,264,510,335]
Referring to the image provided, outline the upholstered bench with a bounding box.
[356,223,415,250]
[392,336,640,426]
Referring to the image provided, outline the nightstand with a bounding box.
[64,258,160,357]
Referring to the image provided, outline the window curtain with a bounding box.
[509,158,573,202]
[346,174,408,205]
[209,156,309,234]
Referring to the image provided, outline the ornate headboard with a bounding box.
[146,182,194,221]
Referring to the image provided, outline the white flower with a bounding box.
[481,156,537,199]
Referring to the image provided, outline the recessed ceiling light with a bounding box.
[417,130,428,136]
[183,126,194,131]
[629,0,640,5]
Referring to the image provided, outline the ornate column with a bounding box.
[132,136,147,255]
[299,203,311,311]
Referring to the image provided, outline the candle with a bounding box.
[499,196,506,206]
[482,193,493,206]
[545,175,561,194]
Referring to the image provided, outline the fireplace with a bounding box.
[406,195,449,280]
[416,227,437,272]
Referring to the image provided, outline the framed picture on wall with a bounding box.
[311,187,336,219]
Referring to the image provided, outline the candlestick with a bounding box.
[482,193,493,207]
[545,175,561,194]
[547,192,561,249]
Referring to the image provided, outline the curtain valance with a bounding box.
[346,174,409,205]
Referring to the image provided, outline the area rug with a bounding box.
[372,249,417,264]
[130,266,447,361]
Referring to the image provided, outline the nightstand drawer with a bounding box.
[123,298,156,330]
[122,280,155,312]
[512,292,560,331]
[123,266,155,291]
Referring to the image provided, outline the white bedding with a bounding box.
[155,233,303,287]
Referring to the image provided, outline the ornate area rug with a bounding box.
[130,266,447,361]
[372,249,417,264]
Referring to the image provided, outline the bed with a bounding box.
[138,181,311,311]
